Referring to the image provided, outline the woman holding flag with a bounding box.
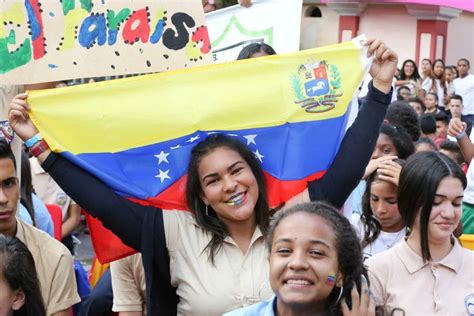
[9,39,397,315]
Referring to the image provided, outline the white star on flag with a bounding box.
[155,169,171,183]
[254,149,264,162]
[187,135,200,143]
[154,151,170,164]
[244,134,257,145]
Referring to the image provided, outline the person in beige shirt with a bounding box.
[366,151,474,315]
[111,253,146,315]
[0,139,80,316]
[30,156,81,249]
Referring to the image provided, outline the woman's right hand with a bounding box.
[341,275,375,316]
[8,93,39,141]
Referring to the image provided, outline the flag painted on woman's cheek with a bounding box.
[28,36,371,263]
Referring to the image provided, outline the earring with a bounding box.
[336,285,344,303]
[205,204,209,216]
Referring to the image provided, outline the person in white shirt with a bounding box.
[453,58,474,125]
[352,160,406,260]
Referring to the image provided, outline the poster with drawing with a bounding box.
[0,0,212,84]
[206,0,302,63]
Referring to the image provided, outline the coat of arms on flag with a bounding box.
[291,60,343,113]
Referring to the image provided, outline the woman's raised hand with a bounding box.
[341,275,375,316]
[8,93,39,141]
[366,39,398,94]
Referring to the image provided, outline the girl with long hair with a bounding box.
[9,40,397,315]
[0,235,46,316]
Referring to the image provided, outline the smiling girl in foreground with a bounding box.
[226,202,375,316]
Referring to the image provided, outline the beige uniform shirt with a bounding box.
[163,211,273,316]
[30,157,76,220]
[111,253,146,313]
[366,238,474,315]
[16,219,80,315]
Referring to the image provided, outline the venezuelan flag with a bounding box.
[28,36,370,262]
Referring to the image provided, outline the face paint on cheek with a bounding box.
[326,271,336,285]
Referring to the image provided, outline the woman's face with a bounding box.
[372,133,398,160]
[426,176,463,243]
[198,147,259,228]
[370,180,404,232]
[421,60,431,73]
[424,94,438,110]
[409,101,423,116]
[444,68,453,82]
[433,61,444,78]
[0,270,24,316]
[269,212,342,312]
[404,62,415,77]
[399,88,411,101]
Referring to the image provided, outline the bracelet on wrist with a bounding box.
[456,130,466,140]
[28,139,49,157]
[24,133,43,149]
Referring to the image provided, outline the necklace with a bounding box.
[379,229,405,249]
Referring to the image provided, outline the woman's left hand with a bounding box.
[366,39,398,94]
[341,275,375,316]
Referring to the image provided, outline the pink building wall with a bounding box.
[300,3,474,67]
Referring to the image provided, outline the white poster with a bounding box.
[206,0,302,63]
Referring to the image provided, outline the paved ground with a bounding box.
[76,228,95,272]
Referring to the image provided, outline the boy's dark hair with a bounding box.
[385,101,420,141]
[434,111,449,125]
[419,114,436,134]
[450,94,463,103]
[439,140,465,165]
[415,137,437,151]
[0,139,16,170]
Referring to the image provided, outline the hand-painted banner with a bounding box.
[206,0,302,63]
[0,0,212,84]
[28,36,370,262]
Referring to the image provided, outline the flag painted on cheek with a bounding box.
[28,36,371,262]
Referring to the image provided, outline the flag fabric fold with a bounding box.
[28,36,370,263]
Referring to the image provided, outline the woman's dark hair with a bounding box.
[361,159,405,248]
[266,201,368,314]
[398,151,467,262]
[0,235,46,316]
[380,123,415,159]
[20,151,36,227]
[399,59,421,81]
[385,101,421,142]
[449,65,459,78]
[237,43,276,60]
[186,134,269,264]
